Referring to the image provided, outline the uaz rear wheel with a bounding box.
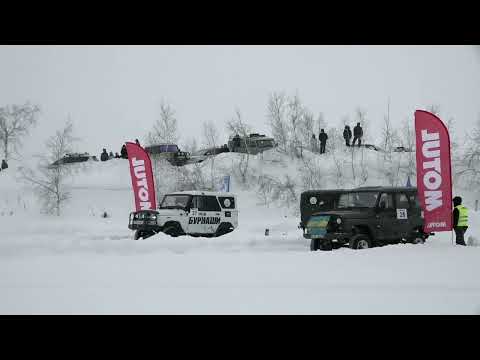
[349,234,372,250]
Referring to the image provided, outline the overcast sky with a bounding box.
[1,45,479,158]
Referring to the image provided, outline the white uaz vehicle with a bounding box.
[128,191,238,240]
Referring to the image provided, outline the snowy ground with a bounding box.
[1,152,480,314]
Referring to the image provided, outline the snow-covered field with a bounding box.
[1,150,480,314]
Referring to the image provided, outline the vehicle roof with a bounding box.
[302,186,417,195]
[145,143,178,146]
[353,186,417,192]
[167,191,236,197]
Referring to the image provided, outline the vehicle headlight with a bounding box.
[150,215,157,220]
[336,218,342,224]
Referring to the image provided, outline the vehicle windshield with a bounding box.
[337,192,378,208]
[159,195,191,210]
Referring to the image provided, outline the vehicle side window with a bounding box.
[191,196,202,209]
[378,193,394,210]
[395,193,410,209]
[200,196,221,211]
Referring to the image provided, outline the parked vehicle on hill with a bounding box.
[360,144,383,151]
[49,152,98,167]
[302,186,432,251]
[190,145,230,163]
[393,146,414,152]
[144,143,190,166]
[227,133,276,155]
[128,191,238,240]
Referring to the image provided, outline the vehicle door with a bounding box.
[187,196,204,234]
[200,196,222,234]
[393,192,412,239]
[375,192,396,242]
[407,191,423,230]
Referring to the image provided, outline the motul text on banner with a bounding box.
[126,142,157,211]
[414,110,452,232]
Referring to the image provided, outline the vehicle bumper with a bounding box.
[128,220,162,232]
[303,231,350,243]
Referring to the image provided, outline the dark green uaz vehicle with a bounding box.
[302,186,432,251]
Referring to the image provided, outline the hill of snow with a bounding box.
[1,148,480,314]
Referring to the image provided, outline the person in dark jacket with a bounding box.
[1,159,7,170]
[318,129,328,154]
[100,148,109,162]
[453,196,468,246]
[115,152,120,159]
[135,139,141,146]
[343,125,352,147]
[121,144,128,159]
[352,122,363,147]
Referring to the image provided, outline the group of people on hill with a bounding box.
[310,123,364,154]
[0,159,8,172]
[343,122,364,147]
[100,139,140,162]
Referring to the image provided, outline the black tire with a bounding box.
[134,230,155,240]
[216,223,233,237]
[310,238,319,251]
[410,236,425,244]
[319,240,333,251]
[349,234,372,250]
[163,223,182,237]
[134,230,143,240]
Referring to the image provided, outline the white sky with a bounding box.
[1,45,479,158]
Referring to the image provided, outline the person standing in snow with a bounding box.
[352,122,363,147]
[100,148,109,162]
[1,159,8,170]
[135,139,141,147]
[121,144,128,159]
[343,125,352,147]
[318,129,328,154]
[452,196,468,246]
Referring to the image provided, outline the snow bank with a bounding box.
[1,150,480,314]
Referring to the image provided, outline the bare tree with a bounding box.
[146,100,179,145]
[399,118,416,179]
[287,93,305,158]
[456,118,480,187]
[299,110,315,153]
[226,108,252,185]
[0,102,40,161]
[381,112,400,161]
[202,120,219,189]
[182,137,198,155]
[256,174,275,206]
[266,92,289,154]
[317,112,327,134]
[299,156,324,191]
[19,120,76,216]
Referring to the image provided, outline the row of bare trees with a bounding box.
[6,96,478,217]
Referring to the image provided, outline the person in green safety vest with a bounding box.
[452,196,468,246]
